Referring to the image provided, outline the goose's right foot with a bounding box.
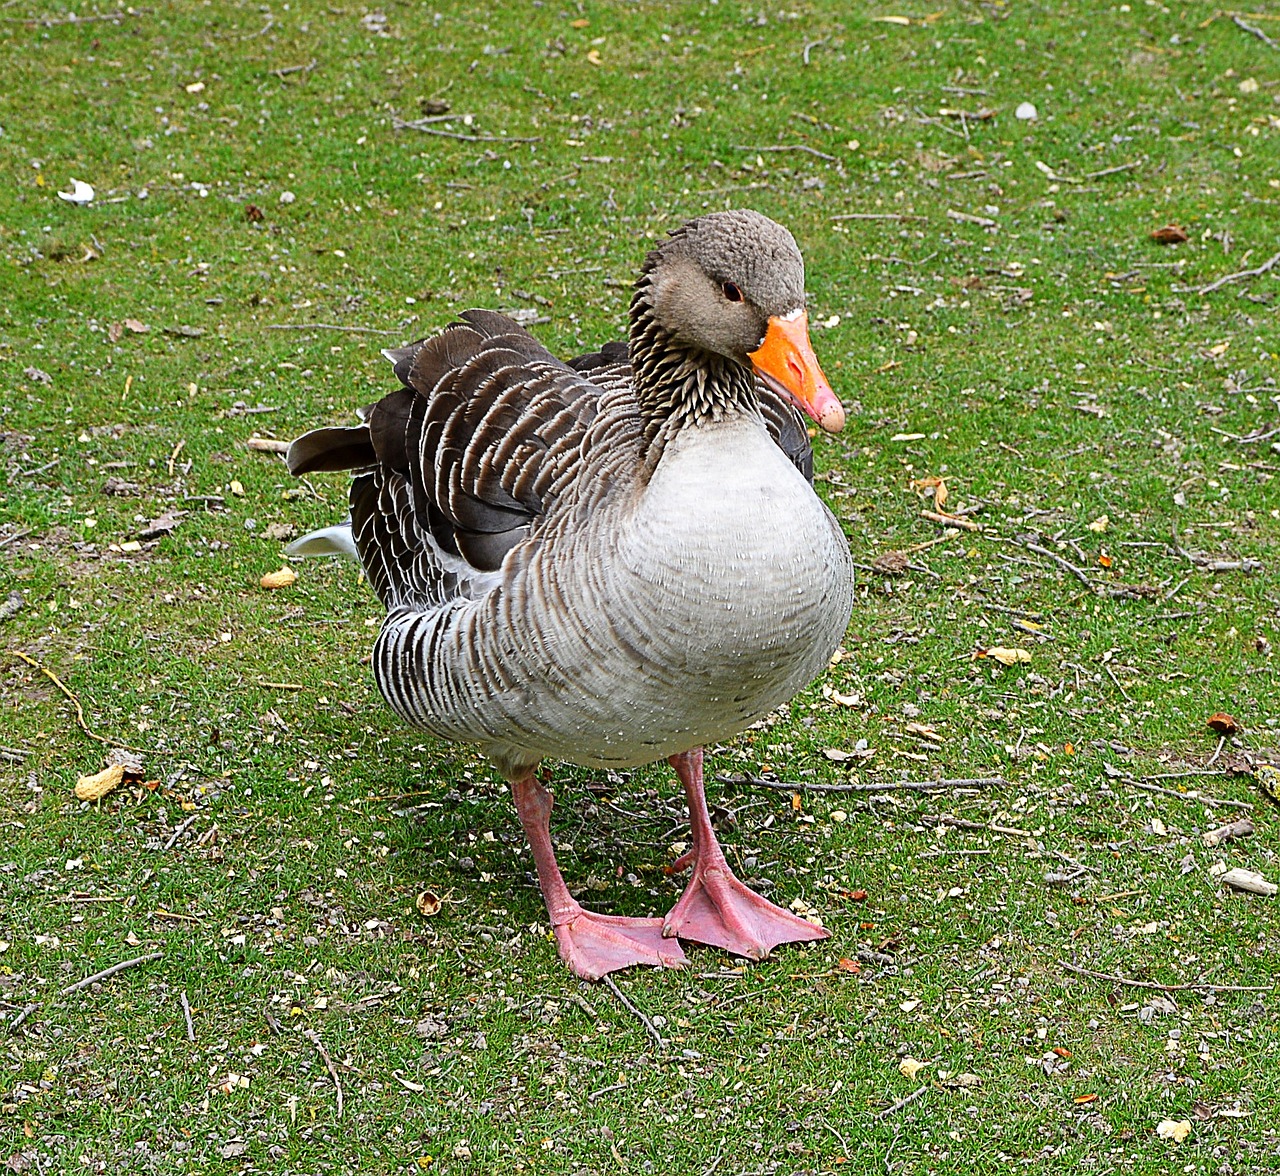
[553,908,686,981]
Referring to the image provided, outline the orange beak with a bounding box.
[748,310,845,434]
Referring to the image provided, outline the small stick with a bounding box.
[246,438,290,455]
[946,209,997,227]
[1103,663,1135,705]
[1129,780,1252,811]
[1195,249,1280,296]
[1233,14,1280,52]
[1060,961,1271,994]
[731,143,838,162]
[802,37,829,65]
[59,951,163,997]
[921,509,981,531]
[565,991,598,1020]
[831,212,927,222]
[922,814,1032,839]
[1083,160,1143,180]
[8,1003,40,1032]
[264,322,400,335]
[270,59,316,78]
[719,774,1003,795]
[180,991,195,1042]
[391,118,540,143]
[1202,817,1254,847]
[304,1029,345,1117]
[588,1082,627,1102]
[602,975,666,1049]
[162,813,200,852]
[0,9,132,26]
[9,651,148,752]
[875,1084,927,1120]
[1024,542,1092,586]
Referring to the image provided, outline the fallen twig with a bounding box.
[719,774,1003,795]
[588,1082,628,1102]
[1118,772,1253,812]
[922,814,1032,839]
[921,509,981,531]
[1203,817,1254,847]
[1,8,136,25]
[7,1003,40,1033]
[1103,663,1136,705]
[161,813,200,853]
[1061,960,1271,994]
[246,437,291,455]
[831,212,926,222]
[264,322,400,335]
[602,975,666,1049]
[731,143,838,162]
[1084,160,1143,180]
[60,951,164,997]
[392,116,540,143]
[1233,14,1280,52]
[946,208,997,228]
[9,651,148,752]
[1024,542,1092,586]
[180,991,195,1042]
[304,1028,345,1118]
[875,1084,927,1119]
[1195,249,1280,296]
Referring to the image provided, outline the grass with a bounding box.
[2,0,1279,1172]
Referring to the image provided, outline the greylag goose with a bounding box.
[285,210,854,979]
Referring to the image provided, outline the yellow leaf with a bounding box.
[899,1056,930,1079]
[586,48,602,65]
[873,15,913,24]
[1087,515,1110,533]
[1156,1119,1192,1143]
[985,647,1031,666]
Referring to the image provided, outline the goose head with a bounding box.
[637,210,845,433]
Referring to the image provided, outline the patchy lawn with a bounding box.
[2,2,1278,1173]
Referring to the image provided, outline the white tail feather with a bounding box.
[285,523,359,561]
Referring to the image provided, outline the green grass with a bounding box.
[2,1,1279,1172]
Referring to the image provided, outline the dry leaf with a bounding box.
[837,957,861,973]
[1150,224,1188,245]
[1156,1119,1192,1143]
[899,1056,929,1079]
[983,647,1032,666]
[872,550,911,575]
[415,890,443,917]
[1206,712,1238,735]
[260,568,298,590]
[872,15,913,24]
[123,318,149,334]
[1074,1093,1098,1105]
[585,48,602,65]
[229,479,246,498]
[76,764,125,801]
[1087,515,1110,533]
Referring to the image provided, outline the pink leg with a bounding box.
[511,773,686,981]
[663,749,829,959]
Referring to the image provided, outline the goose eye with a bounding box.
[722,281,743,303]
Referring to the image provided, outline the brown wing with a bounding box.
[288,310,628,610]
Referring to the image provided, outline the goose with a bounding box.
[285,209,854,980]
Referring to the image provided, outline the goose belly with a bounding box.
[509,416,851,767]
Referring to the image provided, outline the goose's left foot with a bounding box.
[663,749,828,959]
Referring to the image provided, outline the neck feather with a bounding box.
[628,283,757,456]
